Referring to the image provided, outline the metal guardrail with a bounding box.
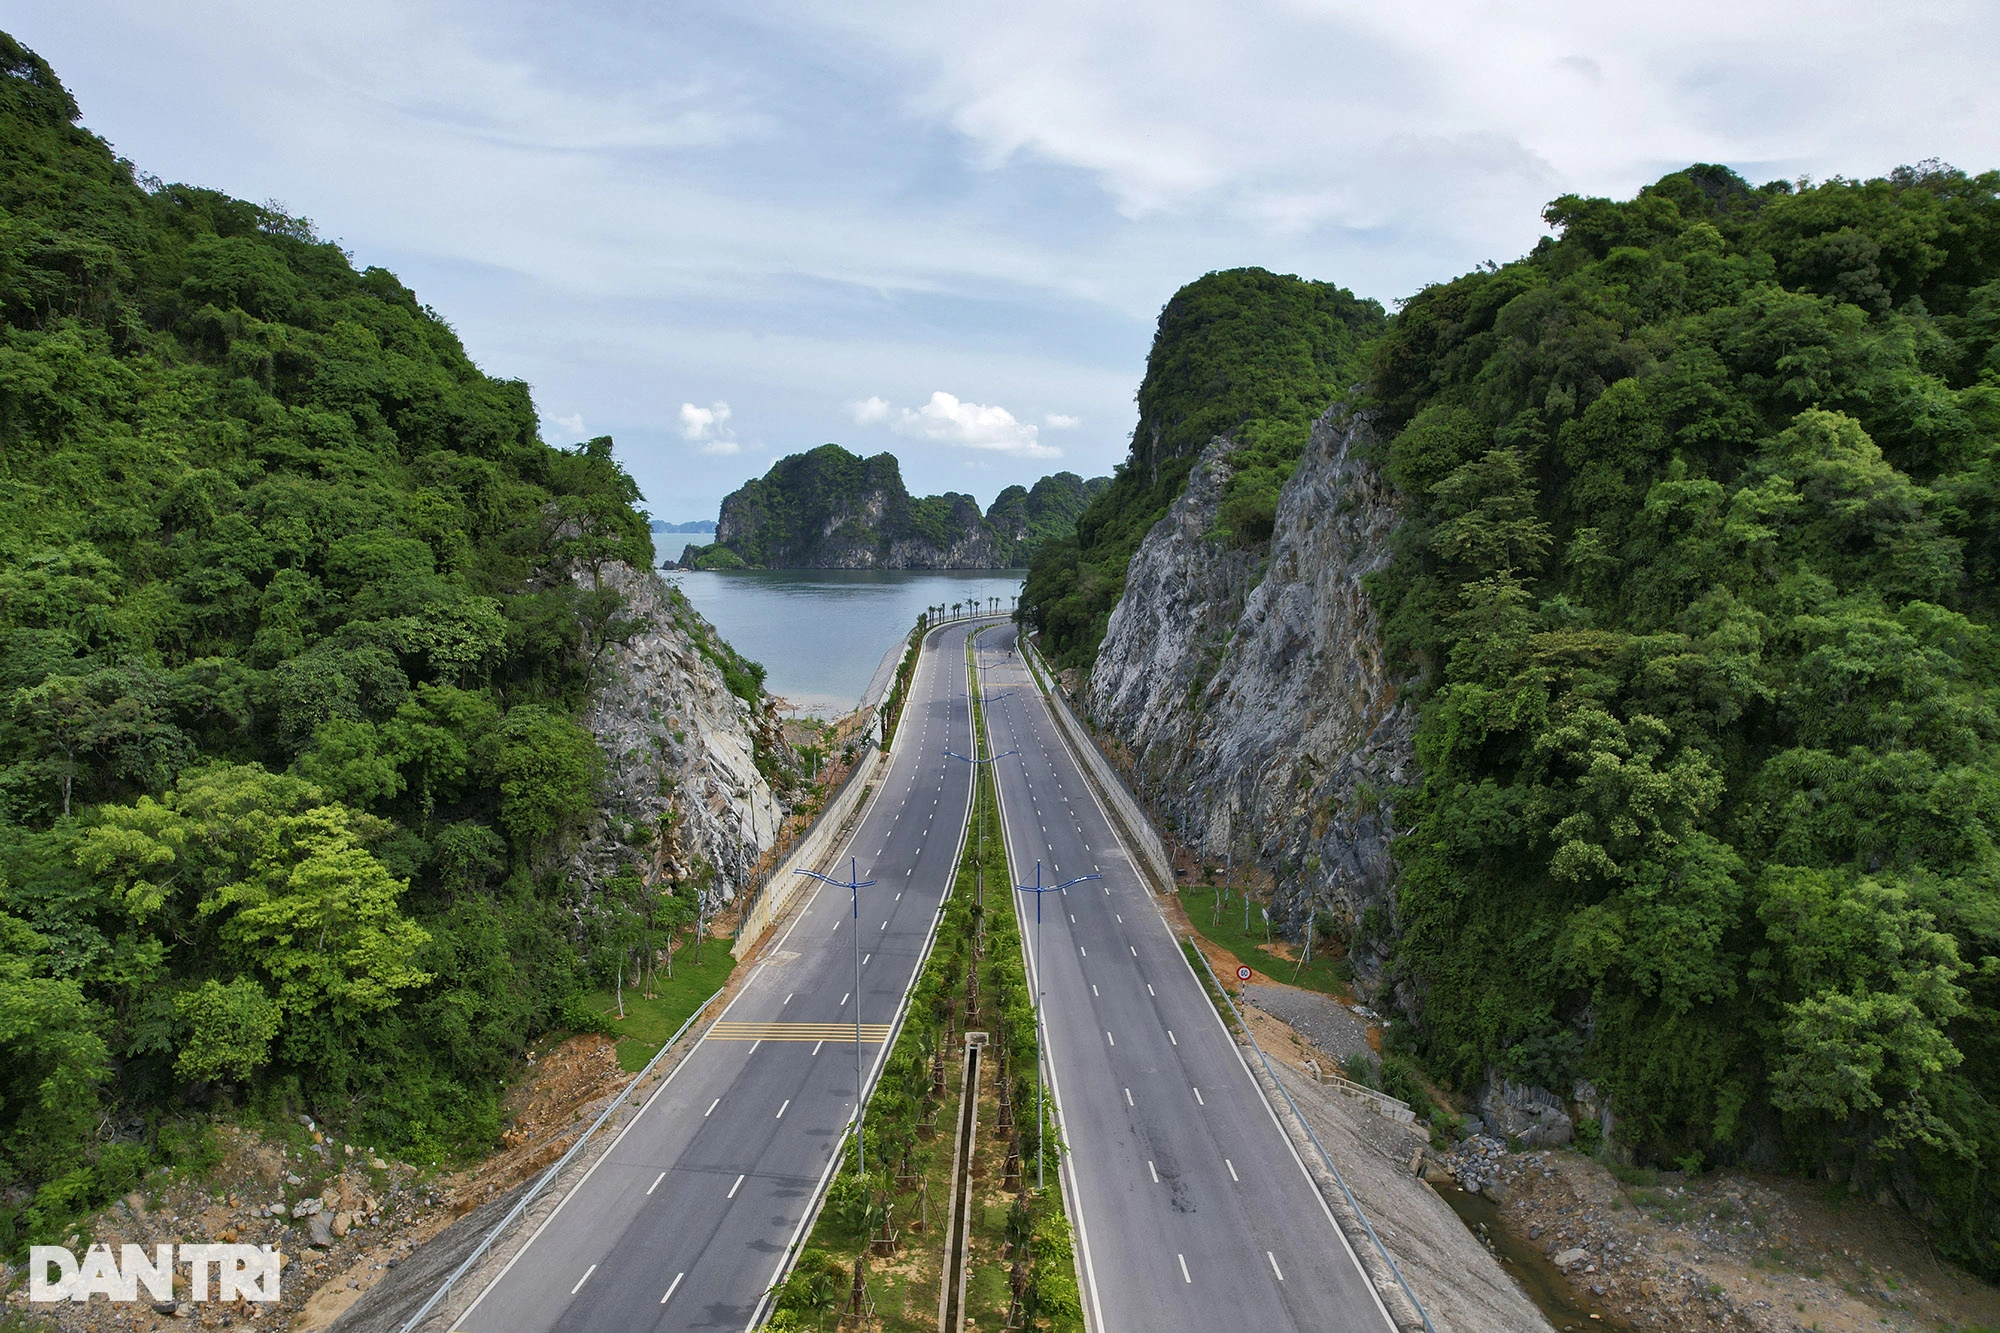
[394,987,727,1333]
[1187,941,1437,1333]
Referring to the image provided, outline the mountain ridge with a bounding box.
[677,443,1107,569]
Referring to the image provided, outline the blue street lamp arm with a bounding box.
[792,868,877,890]
[942,748,1019,765]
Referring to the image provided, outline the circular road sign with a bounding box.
[1236,965,1253,982]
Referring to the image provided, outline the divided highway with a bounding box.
[454,619,989,1333]
[978,625,1395,1332]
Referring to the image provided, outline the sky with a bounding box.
[12,2,2000,522]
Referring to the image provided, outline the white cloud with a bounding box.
[887,391,1057,459]
[849,395,891,424]
[547,411,586,439]
[679,400,740,454]
[1043,412,1081,429]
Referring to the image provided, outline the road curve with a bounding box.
[453,618,990,1333]
[978,624,1396,1333]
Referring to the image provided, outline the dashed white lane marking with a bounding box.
[1115,914,1123,923]
[1080,947,1087,957]
[1092,984,1098,996]
[749,1040,762,1054]
[728,1173,746,1198]
[1267,1252,1284,1281]
[863,954,871,966]
[571,1264,597,1294]
[1178,1254,1191,1284]
[841,993,850,1006]
[647,1171,665,1194]
[1070,914,1076,924]
[783,992,793,1005]
[1146,984,1155,996]
[1124,1088,1134,1106]
[1106,1031,1115,1046]
[1102,885,1110,894]
[705,1099,720,1117]
[1168,1030,1177,1046]
[1194,1087,1206,1105]
[776,1099,791,1119]
[1225,1158,1238,1181]
[660,1271,685,1304]
[812,1040,823,1056]
[1130,946,1138,956]
[881,921,888,930]
[1147,1160,1158,1182]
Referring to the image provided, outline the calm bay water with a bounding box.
[667,567,1028,716]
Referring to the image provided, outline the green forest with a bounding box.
[684,442,1105,570]
[0,33,710,1250]
[1370,163,2000,1274]
[1021,266,1385,665]
[1031,164,2000,1274]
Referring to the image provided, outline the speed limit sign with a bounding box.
[1236,965,1252,982]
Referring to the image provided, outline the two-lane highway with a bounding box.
[978,625,1394,1332]
[455,619,991,1332]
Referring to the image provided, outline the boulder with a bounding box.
[1551,1248,1588,1271]
[307,1212,335,1248]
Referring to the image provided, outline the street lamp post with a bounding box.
[794,857,877,1173]
[1014,860,1100,1189]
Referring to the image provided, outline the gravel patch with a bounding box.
[1241,982,1377,1064]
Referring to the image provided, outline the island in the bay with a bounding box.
[675,443,1108,569]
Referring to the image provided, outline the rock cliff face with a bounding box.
[568,560,791,910]
[1086,405,1414,994]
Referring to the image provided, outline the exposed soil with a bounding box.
[1441,1142,2000,1333]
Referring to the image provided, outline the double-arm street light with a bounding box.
[1015,860,1100,1189]
[794,857,877,1173]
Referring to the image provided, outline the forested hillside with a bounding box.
[0,33,698,1250]
[1021,267,1384,666]
[682,442,1105,569]
[1367,163,2000,1274]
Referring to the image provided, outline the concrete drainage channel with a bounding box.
[937,1031,987,1332]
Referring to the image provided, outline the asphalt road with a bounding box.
[454,619,988,1333]
[977,625,1395,1333]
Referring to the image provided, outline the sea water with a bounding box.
[667,567,1029,717]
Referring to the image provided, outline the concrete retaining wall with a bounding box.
[1020,637,1176,893]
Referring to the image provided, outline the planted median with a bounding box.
[766,628,1080,1331]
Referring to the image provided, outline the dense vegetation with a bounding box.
[0,34,684,1249]
[1020,267,1384,666]
[1366,163,2000,1274]
[680,443,1105,570]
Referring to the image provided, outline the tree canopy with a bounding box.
[0,31,676,1251]
[1366,161,2000,1276]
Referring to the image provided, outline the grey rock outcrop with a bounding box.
[569,561,790,912]
[1086,404,1414,994]
[1477,1071,1575,1148]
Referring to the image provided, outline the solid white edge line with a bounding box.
[453,956,758,1328]
[749,621,983,1331]
[1018,629,1395,1329]
[985,627,1105,1333]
